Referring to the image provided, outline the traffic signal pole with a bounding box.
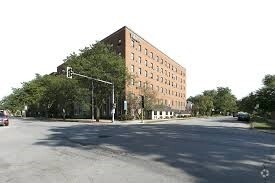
[66,67,115,123]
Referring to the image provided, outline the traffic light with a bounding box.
[66,67,73,79]
[141,96,144,108]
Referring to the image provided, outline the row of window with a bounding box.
[130,53,185,82]
[131,40,184,76]
[130,65,185,89]
[157,99,185,109]
[130,79,185,98]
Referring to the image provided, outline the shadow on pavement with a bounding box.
[34,123,275,183]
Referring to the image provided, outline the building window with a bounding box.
[131,53,134,60]
[169,72,170,77]
[138,81,142,87]
[161,87,163,93]
[165,88,167,94]
[161,68,163,73]
[150,84,153,90]
[139,45,141,52]
[165,61,167,67]
[118,39,122,45]
[165,79,167,84]
[131,78,134,85]
[165,70,167,76]
[131,65,134,73]
[145,60,148,66]
[131,40,134,48]
[157,66,159,72]
[150,52,153,59]
[150,73,153,79]
[161,77,163,82]
[145,70,148,77]
[169,80,170,85]
[138,68,141,75]
[145,48,148,55]
[161,59,163,64]
[156,75,159,81]
[156,56,159,62]
[138,56,141,64]
[168,63,170,68]
[151,63,153,69]
[144,82,147,88]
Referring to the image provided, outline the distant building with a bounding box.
[57,26,187,119]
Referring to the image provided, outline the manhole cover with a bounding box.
[98,135,112,138]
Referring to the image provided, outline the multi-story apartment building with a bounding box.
[102,26,186,112]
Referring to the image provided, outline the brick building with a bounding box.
[57,26,187,119]
[102,26,186,113]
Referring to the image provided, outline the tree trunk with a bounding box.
[96,106,100,122]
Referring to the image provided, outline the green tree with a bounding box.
[263,74,275,88]
[64,42,128,121]
[214,87,237,114]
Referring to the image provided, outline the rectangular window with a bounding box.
[139,81,142,87]
[118,39,121,45]
[138,68,141,75]
[150,73,153,79]
[145,48,148,55]
[150,52,153,59]
[131,78,134,85]
[139,45,141,52]
[161,59,163,64]
[144,82,147,88]
[131,40,134,48]
[161,68,163,73]
[138,56,141,64]
[145,70,148,77]
[156,75,159,81]
[161,87,163,93]
[145,60,148,66]
[151,63,153,69]
[150,84,153,90]
[131,53,134,60]
[161,77,163,82]
[156,56,159,62]
[131,65,134,73]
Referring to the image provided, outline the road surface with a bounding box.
[0,117,274,183]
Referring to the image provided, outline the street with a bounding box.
[0,117,275,183]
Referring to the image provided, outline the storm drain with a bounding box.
[98,135,112,138]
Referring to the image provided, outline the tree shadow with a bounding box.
[34,123,275,183]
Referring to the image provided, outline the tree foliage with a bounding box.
[1,43,127,119]
[188,87,237,116]
[238,74,275,117]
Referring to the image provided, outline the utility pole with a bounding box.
[91,81,94,121]
[66,67,115,123]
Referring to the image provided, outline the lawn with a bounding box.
[251,116,275,130]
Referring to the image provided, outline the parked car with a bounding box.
[237,112,250,122]
[0,110,9,126]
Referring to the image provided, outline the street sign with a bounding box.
[66,67,73,79]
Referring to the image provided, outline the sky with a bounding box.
[0,0,274,100]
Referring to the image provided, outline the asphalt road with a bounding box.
[0,117,275,183]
